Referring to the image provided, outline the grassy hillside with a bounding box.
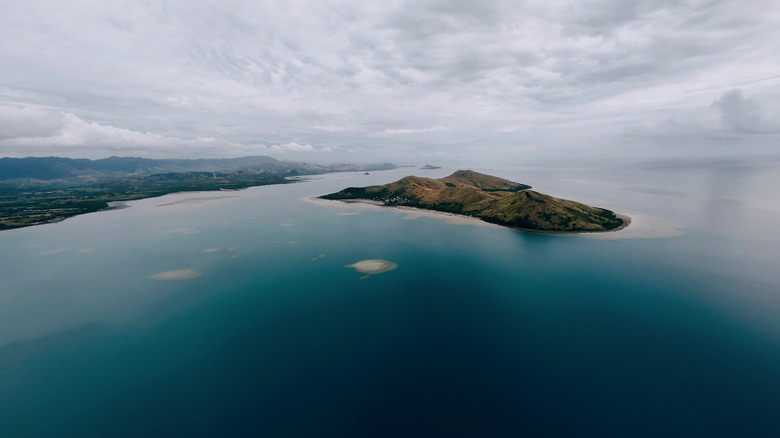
[321,170,624,232]
[469,190,623,231]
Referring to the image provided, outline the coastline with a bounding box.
[311,197,632,235]
[306,196,503,228]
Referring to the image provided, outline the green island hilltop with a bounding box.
[320,170,627,232]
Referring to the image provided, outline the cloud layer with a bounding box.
[1,0,778,161]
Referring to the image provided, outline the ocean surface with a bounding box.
[1,158,780,437]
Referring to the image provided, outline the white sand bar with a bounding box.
[149,269,203,280]
[345,259,398,275]
[582,210,683,240]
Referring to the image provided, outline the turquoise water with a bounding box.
[2,159,780,436]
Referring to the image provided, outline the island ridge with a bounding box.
[320,170,626,232]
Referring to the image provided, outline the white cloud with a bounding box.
[609,88,780,156]
[1,0,779,161]
[380,126,450,135]
[310,125,353,132]
[253,142,332,153]
[0,105,333,158]
[711,89,778,134]
[0,105,62,140]
[271,142,314,151]
[0,109,183,148]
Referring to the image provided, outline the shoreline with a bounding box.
[313,197,632,235]
[0,167,400,233]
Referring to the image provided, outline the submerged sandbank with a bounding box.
[149,269,203,280]
[345,259,398,276]
[582,210,684,240]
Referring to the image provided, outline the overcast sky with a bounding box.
[1,0,779,163]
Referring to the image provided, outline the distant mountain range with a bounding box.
[321,170,626,232]
[0,156,395,185]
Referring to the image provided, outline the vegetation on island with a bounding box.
[321,170,625,232]
[0,156,394,231]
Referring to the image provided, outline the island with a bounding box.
[420,164,442,169]
[320,170,627,232]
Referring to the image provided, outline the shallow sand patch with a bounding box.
[346,259,398,278]
[581,210,683,240]
[149,269,202,280]
[31,247,72,257]
[396,207,505,228]
[311,254,327,261]
[311,197,501,229]
[166,228,200,235]
[304,197,374,216]
[202,247,222,253]
[156,195,239,207]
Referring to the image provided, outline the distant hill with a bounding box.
[0,156,395,185]
[0,156,280,182]
[321,170,625,232]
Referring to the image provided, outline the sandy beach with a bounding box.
[306,196,504,229]
[309,196,665,238]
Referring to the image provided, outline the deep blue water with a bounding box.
[1,159,780,437]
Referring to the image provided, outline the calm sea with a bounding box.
[1,158,779,437]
